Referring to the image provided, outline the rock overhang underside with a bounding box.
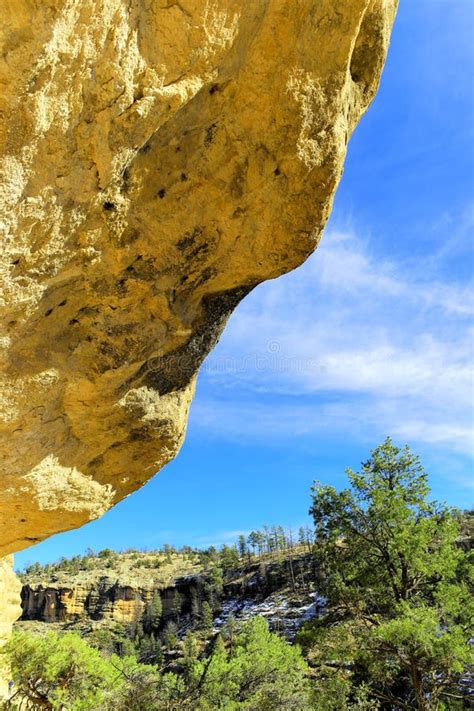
[0,0,397,557]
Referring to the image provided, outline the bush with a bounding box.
[1,630,123,710]
[193,617,312,710]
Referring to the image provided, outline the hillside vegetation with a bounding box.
[4,439,472,711]
[19,523,314,589]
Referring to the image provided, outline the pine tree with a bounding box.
[170,590,182,622]
[190,587,201,627]
[222,613,238,653]
[192,618,311,709]
[304,525,313,551]
[182,631,200,683]
[161,621,178,650]
[263,524,271,554]
[201,601,213,632]
[1,630,124,709]
[220,544,239,570]
[208,565,224,610]
[237,534,247,559]
[278,525,287,549]
[286,528,296,592]
[298,526,306,548]
[138,634,156,664]
[256,530,265,557]
[247,531,259,556]
[144,591,162,634]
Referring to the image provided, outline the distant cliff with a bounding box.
[18,549,320,640]
[21,575,200,626]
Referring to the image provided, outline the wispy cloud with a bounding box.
[315,230,474,315]
[192,530,252,548]
[193,217,474,457]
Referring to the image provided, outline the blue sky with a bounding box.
[16,1,474,569]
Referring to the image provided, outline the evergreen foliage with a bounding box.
[201,601,214,632]
[299,437,473,710]
[191,617,312,710]
[10,439,472,710]
[1,620,310,710]
[1,630,125,710]
[143,591,163,633]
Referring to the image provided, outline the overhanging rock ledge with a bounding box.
[0,0,397,559]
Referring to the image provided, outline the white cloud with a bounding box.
[316,230,474,315]
[192,398,473,458]
[194,223,474,456]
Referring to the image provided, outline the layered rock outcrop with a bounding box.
[21,578,186,625]
[0,0,397,558]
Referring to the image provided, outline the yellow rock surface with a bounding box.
[0,0,397,557]
[0,557,21,695]
[21,582,149,624]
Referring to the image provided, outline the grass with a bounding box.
[19,550,204,589]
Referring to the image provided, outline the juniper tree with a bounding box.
[194,617,312,710]
[1,631,123,710]
[299,437,473,710]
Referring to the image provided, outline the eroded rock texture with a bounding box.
[0,557,20,636]
[0,0,397,556]
[0,556,21,693]
[22,581,159,625]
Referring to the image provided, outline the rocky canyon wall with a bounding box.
[21,578,190,625]
[0,1,397,556]
[19,552,317,627]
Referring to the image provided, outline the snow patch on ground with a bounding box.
[213,591,326,640]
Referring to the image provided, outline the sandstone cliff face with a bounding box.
[21,575,207,624]
[21,579,164,624]
[0,557,21,640]
[0,0,397,557]
[0,557,22,695]
[21,576,201,625]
